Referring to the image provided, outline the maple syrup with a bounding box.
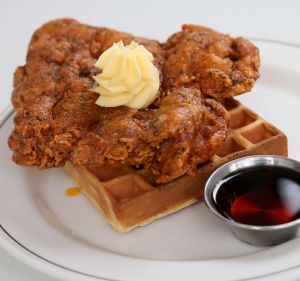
[214,166,300,226]
[65,187,81,197]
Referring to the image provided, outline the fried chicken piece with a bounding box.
[149,88,229,182]
[72,88,228,182]
[163,24,260,99]
[9,19,163,167]
[12,19,164,110]
[8,23,228,183]
[10,19,261,182]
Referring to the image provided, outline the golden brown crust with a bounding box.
[11,19,164,109]
[8,19,163,169]
[72,88,229,183]
[163,24,260,99]
[149,88,229,182]
[8,19,260,182]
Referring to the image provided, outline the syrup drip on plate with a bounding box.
[65,187,81,197]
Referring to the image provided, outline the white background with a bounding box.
[0,0,300,280]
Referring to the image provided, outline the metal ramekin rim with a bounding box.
[204,155,300,231]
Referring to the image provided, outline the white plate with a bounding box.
[1,40,300,281]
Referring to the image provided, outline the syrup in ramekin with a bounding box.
[214,166,300,226]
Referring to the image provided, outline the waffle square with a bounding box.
[65,99,288,232]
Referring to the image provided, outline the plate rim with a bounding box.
[1,39,300,281]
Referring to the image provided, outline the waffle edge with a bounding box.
[64,99,288,232]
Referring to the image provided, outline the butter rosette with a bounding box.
[93,41,159,109]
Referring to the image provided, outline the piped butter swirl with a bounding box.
[93,41,159,109]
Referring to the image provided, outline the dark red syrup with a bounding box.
[214,166,300,226]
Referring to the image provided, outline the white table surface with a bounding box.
[1,0,300,280]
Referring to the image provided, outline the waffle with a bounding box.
[64,99,288,232]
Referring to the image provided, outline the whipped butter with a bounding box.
[93,41,159,109]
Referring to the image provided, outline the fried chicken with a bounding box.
[149,88,229,182]
[8,19,259,182]
[72,88,228,182]
[11,19,164,110]
[163,24,260,99]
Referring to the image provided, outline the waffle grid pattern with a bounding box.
[65,99,288,232]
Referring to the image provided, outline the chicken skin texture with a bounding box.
[72,88,229,182]
[8,19,259,182]
[163,24,260,99]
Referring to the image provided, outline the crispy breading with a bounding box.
[8,19,259,182]
[72,88,229,183]
[163,24,260,99]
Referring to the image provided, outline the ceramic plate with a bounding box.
[1,40,300,281]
